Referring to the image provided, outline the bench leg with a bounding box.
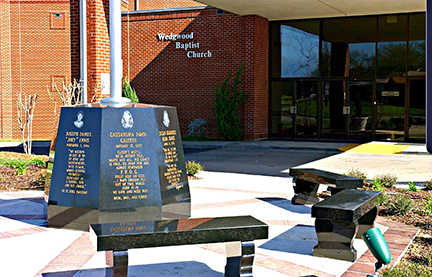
[106,250,128,277]
[356,206,378,239]
[313,219,357,262]
[225,241,255,277]
[292,179,319,205]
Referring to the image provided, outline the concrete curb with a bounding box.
[182,141,344,153]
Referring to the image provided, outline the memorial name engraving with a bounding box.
[107,132,149,202]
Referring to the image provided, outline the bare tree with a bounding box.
[48,79,83,114]
[17,93,37,154]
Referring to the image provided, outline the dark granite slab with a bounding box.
[48,103,190,231]
[312,189,381,222]
[289,168,363,189]
[90,216,268,251]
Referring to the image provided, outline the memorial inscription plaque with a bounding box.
[48,103,191,230]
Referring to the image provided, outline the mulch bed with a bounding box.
[0,151,49,191]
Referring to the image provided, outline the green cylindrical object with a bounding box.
[362,228,391,265]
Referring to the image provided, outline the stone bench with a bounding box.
[311,189,381,261]
[90,215,268,277]
[289,168,363,205]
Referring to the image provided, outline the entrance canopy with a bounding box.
[195,0,425,21]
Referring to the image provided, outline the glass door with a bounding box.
[375,78,406,141]
[408,78,426,141]
[348,80,374,139]
[295,81,319,137]
[270,82,295,137]
[322,80,348,138]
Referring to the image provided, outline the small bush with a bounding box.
[373,173,398,188]
[345,168,367,183]
[382,193,413,216]
[186,160,204,176]
[214,63,249,141]
[187,119,208,137]
[376,191,389,205]
[30,158,45,166]
[15,162,27,175]
[405,182,420,192]
[370,179,385,192]
[122,76,139,103]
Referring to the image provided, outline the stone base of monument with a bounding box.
[90,216,268,277]
[311,189,380,261]
[48,103,191,231]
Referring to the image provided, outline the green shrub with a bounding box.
[345,168,367,183]
[373,173,398,188]
[30,158,45,166]
[382,193,413,216]
[186,160,204,176]
[122,76,139,103]
[376,191,389,205]
[15,162,27,175]
[405,182,420,192]
[370,179,385,192]
[214,63,249,141]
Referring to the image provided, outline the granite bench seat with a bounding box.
[289,168,364,205]
[90,215,269,277]
[311,189,381,261]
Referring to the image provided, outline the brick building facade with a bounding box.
[122,7,268,139]
[0,0,269,140]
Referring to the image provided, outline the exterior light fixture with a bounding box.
[362,228,391,277]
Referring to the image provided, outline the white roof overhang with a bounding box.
[194,0,425,21]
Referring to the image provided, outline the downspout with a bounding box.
[135,0,139,11]
[80,0,87,103]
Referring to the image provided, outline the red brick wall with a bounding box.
[0,1,12,139]
[7,0,72,140]
[136,0,205,11]
[242,15,269,140]
[86,0,110,102]
[122,8,269,139]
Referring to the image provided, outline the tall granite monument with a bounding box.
[48,103,191,230]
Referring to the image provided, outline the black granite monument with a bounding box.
[48,103,191,230]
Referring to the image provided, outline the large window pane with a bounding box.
[280,21,319,78]
[377,15,407,77]
[408,14,425,73]
[322,17,376,78]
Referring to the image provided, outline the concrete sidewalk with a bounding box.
[183,140,430,155]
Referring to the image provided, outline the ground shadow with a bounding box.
[259,224,317,256]
[42,262,224,277]
[184,148,339,177]
[257,197,311,215]
[0,196,46,227]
